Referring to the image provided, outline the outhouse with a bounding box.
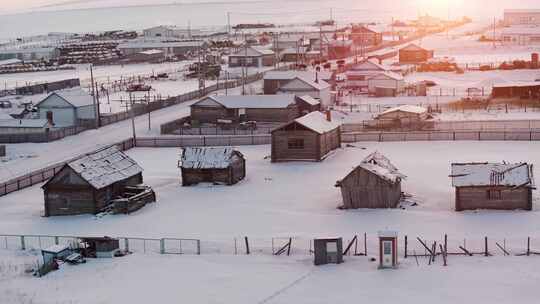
[313,238,343,266]
[41,244,71,264]
[79,237,120,258]
[378,231,398,269]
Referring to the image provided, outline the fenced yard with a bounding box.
[342,130,540,142]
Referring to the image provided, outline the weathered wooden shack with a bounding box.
[336,152,404,209]
[398,43,434,64]
[263,70,333,95]
[42,146,144,216]
[492,82,540,99]
[228,47,275,68]
[271,111,341,162]
[313,238,344,265]
[450,162,535,211]
[179,147,246,186]
[295,95,321,115]
[373,105,429,129]
[190,95,299,124]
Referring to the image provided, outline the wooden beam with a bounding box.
[496,242,510,256]
[417,237,434,256]
[459,246,473,256]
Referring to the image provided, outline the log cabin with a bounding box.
[42,146,144,216]
[271,111,341,162]
[336,152,404,209]
[179,147,246,186]
[450,162,536,211]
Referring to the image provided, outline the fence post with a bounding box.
[54,236,59,245]
[20,235,25,250]
[197,240,201,255]
[160,239,165,254]
[124,238,130,252]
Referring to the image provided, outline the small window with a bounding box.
[288,139,304,149]
[487,189,502,200]
[383,241,392,254]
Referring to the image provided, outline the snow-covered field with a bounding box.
[1,142,540,240]
[2,249,540,304]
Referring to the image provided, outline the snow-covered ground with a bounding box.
[1,142,540,240]
[2,249,540,304]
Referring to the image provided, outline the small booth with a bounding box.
[41,244,71,264]
[79,237,120,258]
[313,238,343,266]
[378,231,398,269]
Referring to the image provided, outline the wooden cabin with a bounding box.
[350,25,383,46]
[179,147,246,186]
[42,146,144,216]
[492,82,540,99]
[374,105,429,129]
[190,95,299,124]
[398,44,434,64]
[450,162,535,211]
[228,47,275,68]
[263,70,333,95]
[295,95,321,115]
[271,111,341,162]
[336,152,404,209]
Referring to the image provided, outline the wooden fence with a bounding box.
[135,135,271,148]
[0,125,89,144]
[342,130,540,143]
[341,120,540,133]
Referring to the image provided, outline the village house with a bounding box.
[228,46,275,68]
[190,94,300,124]
[367,72,406,96]
[127,49,165,63]
[279,47,308,62]
[179,147,246,186]
[398,43,434,64]
[350,25,383,46]
[336,152,404,209]
[492,81,540,99]
[42,146,146,216]
[276,77,332,108]
[0,119,51,134]
[450,162,535,211]
[263,70,333,94]
[118,40,206,57]
[35,88,96,127]
[345,59,392,89]
[295,95,321,115]
[504,9,540,26]
[373,105,429,129]
[271,111,341,162]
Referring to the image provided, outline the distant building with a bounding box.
[35,88,96,127]
[228,47,275,68]
[42,146,144,216]
[367,72,405,96]
[327,40,353,59]
[279,47,307,62]
[263,70,333,94]
[0,119,51,134]
[504,9,540,26]
[0,47,59,61]
[295,95,321,115]
[276,77,332,108]
[350,25,383,46]
[500,26,540,44]
[450,162,535,211]
[128,49,165,63]
[190,94,300,123]
[345,59,392,89]
[271,111,341,162]
[118,40,206,57]
[179,147,246,186]
[374,105,429,128]
[398,44,434,64]
[336,152,404,209]
[492,81,540,99]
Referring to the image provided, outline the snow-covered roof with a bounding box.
[43,244,70,254]
[358,162,402,184]
[118,40,204,49]
[450,162,534,188]
[378,230,398,238]
[67,146,143,190]
[37,88,94,108]
[180,147,243,169]
[139,49,164,55]
[378,105,427,116]
[368,71,404,81]
[0,119,49,128]
[292,111,341,134]
[278,76,330,91]
[297,95,320,106]
[230,46,274,57]
[363,151,399,174]
[349,59,390,72]
[400,43,429,52]
[263,70,332,81]
[193,95,296,109]
[0,58,22,66]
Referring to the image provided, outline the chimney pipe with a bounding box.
[326,110,331,122]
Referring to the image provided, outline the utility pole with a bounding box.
[493,17,496,49]
[242,32,247,95]
[90,65,98,129]
[128,92,137,145]
[227,12,231,39]
[147,91,151,131]
[94,81,101,127]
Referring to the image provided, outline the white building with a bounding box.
[345,59,392,89]
[367,72,405,95]
[500,26,540,44]
[276,77,331,108]
[118,40,206,57]
[35,88,96,127]
[504,9,540,26]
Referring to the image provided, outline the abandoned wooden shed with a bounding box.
[179,147,246,186]
[336,152,404,209]
[491,81,540,99]
[190,95,299,124]
[42,146,144,216]
[450,162,535,211]
[271,111,341,162]
[374,105,429,129]
[79,237,120,258]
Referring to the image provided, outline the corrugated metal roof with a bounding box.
[450,162,534,188]
[68,146,142,190]
[180,147,242,169]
